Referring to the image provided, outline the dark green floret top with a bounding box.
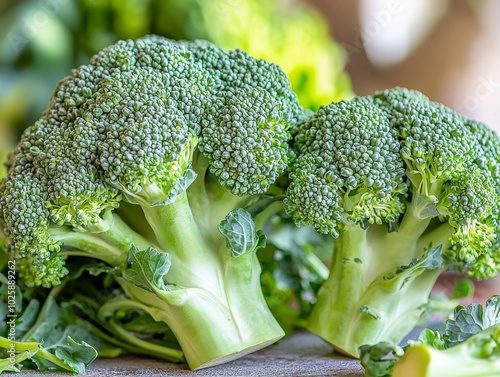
[285,87,500,280]
[0,35,302,287]
[286,97,407,236]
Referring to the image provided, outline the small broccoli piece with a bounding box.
[285,87,500,357]
[393,328,500,377]
[0,35,303,369]
[373,296,500,377]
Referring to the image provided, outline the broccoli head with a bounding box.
[0,35,304,369]
[284,87,500,357]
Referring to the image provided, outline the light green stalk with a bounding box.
[307,199,452,357]
[122,190,284,369]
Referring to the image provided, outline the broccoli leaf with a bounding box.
[417,328,445,350]
[123,245,171,292]
[24,295,61,342]
[0,270,98,373]
[451,279,475,300]
[445,295,500,348]
[359,342,403,377]
[218,208,266,257]
[15,299,40,338]
[53,336,98,374]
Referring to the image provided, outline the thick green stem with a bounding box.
[118,249,284,370]
[377,197,434,264]
[198,187,252,241]
[140,191,211,256]
[188,153,253,237]
[253,201,284,231]
[121,176,284,369]
[51,212,152,266]
[307,225,368,354]
[139,191,225,300]
[417,222,453,254]
[307,220,443,357]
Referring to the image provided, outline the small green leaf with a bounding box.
[66,260,119,281]
[445,295,500,348]
[23,295,60,342]
[420,245,444,270]
[54,336,98,374]
[418,328,445,350]
[218,208,266,258]
[359,342,402,377]
[483,295,500,328]
[15,299,40,338]
[446,303,484,348]
[395,245,443,275]
[123,244,171,292]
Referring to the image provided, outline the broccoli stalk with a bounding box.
[308,231,444,357]
[307,195,449,356]
[0,36,305,369]
[118,203,282,369]
[285,88,500,357]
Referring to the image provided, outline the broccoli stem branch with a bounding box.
[110,155,286,369]
[105,319,185,363]
[50,212,152,266]
[140,191,226,302]
[417,222,453,254]
[378,196,434,260]
[307,224,368,355]
[189,153,254,236]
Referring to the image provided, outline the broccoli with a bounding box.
[284,87,500,357]
[392,327,500,377]
[0,35,305,369]
[361,296,500,377]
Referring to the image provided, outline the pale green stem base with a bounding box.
[308,200,453,357]
[118,251,284,370]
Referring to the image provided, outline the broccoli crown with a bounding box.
[285,87,500,279]
[200,86,292,195]
[285,97,406,236]
[0,35,302,286]
[183,40,309,127]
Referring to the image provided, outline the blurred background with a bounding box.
[1,0,499,146]
[311,0,500,132]
[0,0,498,300]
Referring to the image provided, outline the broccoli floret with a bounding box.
[0,35,303,369]
[284,87,500,357]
